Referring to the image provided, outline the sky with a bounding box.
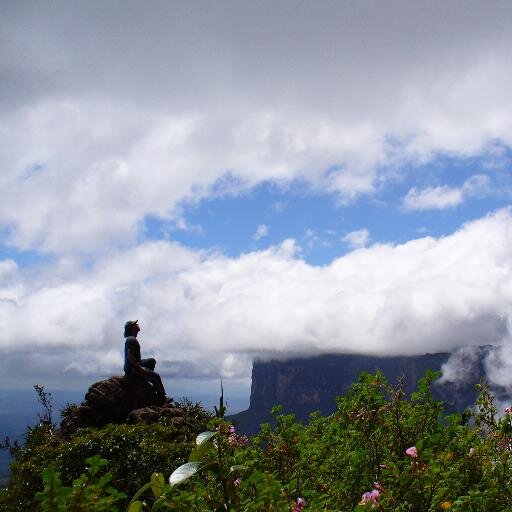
[1,1,512,398]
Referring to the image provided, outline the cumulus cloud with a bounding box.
[343,229,371,249]
[0,2,512,252]
[2,209,512,388]
[402,174,493,211]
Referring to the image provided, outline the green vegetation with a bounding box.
[35,455,126,512]
[0,398,211,511]
[2,371,512,511]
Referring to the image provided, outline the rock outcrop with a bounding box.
[60,375,184,436]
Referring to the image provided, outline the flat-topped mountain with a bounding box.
[230,350,499,435]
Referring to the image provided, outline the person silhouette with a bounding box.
[123,320,166,403]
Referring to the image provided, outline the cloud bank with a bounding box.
[1,1,512,253]
[2,209,512,388]
[1,2,512,393]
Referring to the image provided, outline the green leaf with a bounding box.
[128,501,143,512]
[169,462,203,487]
[196,431,217,446]
[230,465,248,473]
[152,496,167,511]
[150,472,165,497]
[354,503,374,512]
[127,482,152,510]
[189,440,214,462]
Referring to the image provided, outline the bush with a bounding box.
[0,399,211,511]
[35,455,126,512]
[127,371,512,511]
[3,372,512,511]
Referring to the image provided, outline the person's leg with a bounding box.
[146,371,166,400]
[140,358,156,371]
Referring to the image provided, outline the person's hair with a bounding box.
[124,324,138,337]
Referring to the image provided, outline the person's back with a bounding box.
[124,334,141,374]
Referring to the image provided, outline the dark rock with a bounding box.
[60,375,178,436]
[128,403,184,424]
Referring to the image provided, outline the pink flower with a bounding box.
[405,446,418,458]
[228,425,236,434]
[359,489,380,508]
[360,492,371,503]
[293,497,306,512]
[469,447,475,456]
[505,407,512,414]
[233,477,241,487]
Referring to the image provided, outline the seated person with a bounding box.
[123,320,166,403]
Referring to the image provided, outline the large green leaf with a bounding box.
[150,472,165,497]
[128,501,143,512]
[196,431,217,446]
[189,440,214,462]
[169,462,203,487]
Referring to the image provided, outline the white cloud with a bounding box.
[402,174,493,211]
[299,229,335,252]
[173,217,203,235]
[0,3,511,252]
[343,229,370,249]
[3,209,512,388]
[462,174,492,197]
[403,186,464,210]
[252,224,269,240]
[2,2,512,394]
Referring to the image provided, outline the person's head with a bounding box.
[124,320,140,337]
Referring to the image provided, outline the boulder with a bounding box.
[60,375,181,436]
[128,403,184,424]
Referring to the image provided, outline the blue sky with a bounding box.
[1,1,512,396]
[144,151,512,265]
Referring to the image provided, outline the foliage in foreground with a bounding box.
[35,455,126,511]
[3,371,512,511]
[0,398,212,511]
[125,372,512,511]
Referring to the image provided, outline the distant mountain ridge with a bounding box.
[229,350,499,435]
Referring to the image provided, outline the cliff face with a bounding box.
[249,353,450,412]
[230,351,492,435]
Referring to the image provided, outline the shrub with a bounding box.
[0,399,211,511]
[128,371,512,511]
[4,372,512,511]
[35,455,126,512]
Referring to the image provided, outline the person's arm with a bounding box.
[127,347,150,376]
